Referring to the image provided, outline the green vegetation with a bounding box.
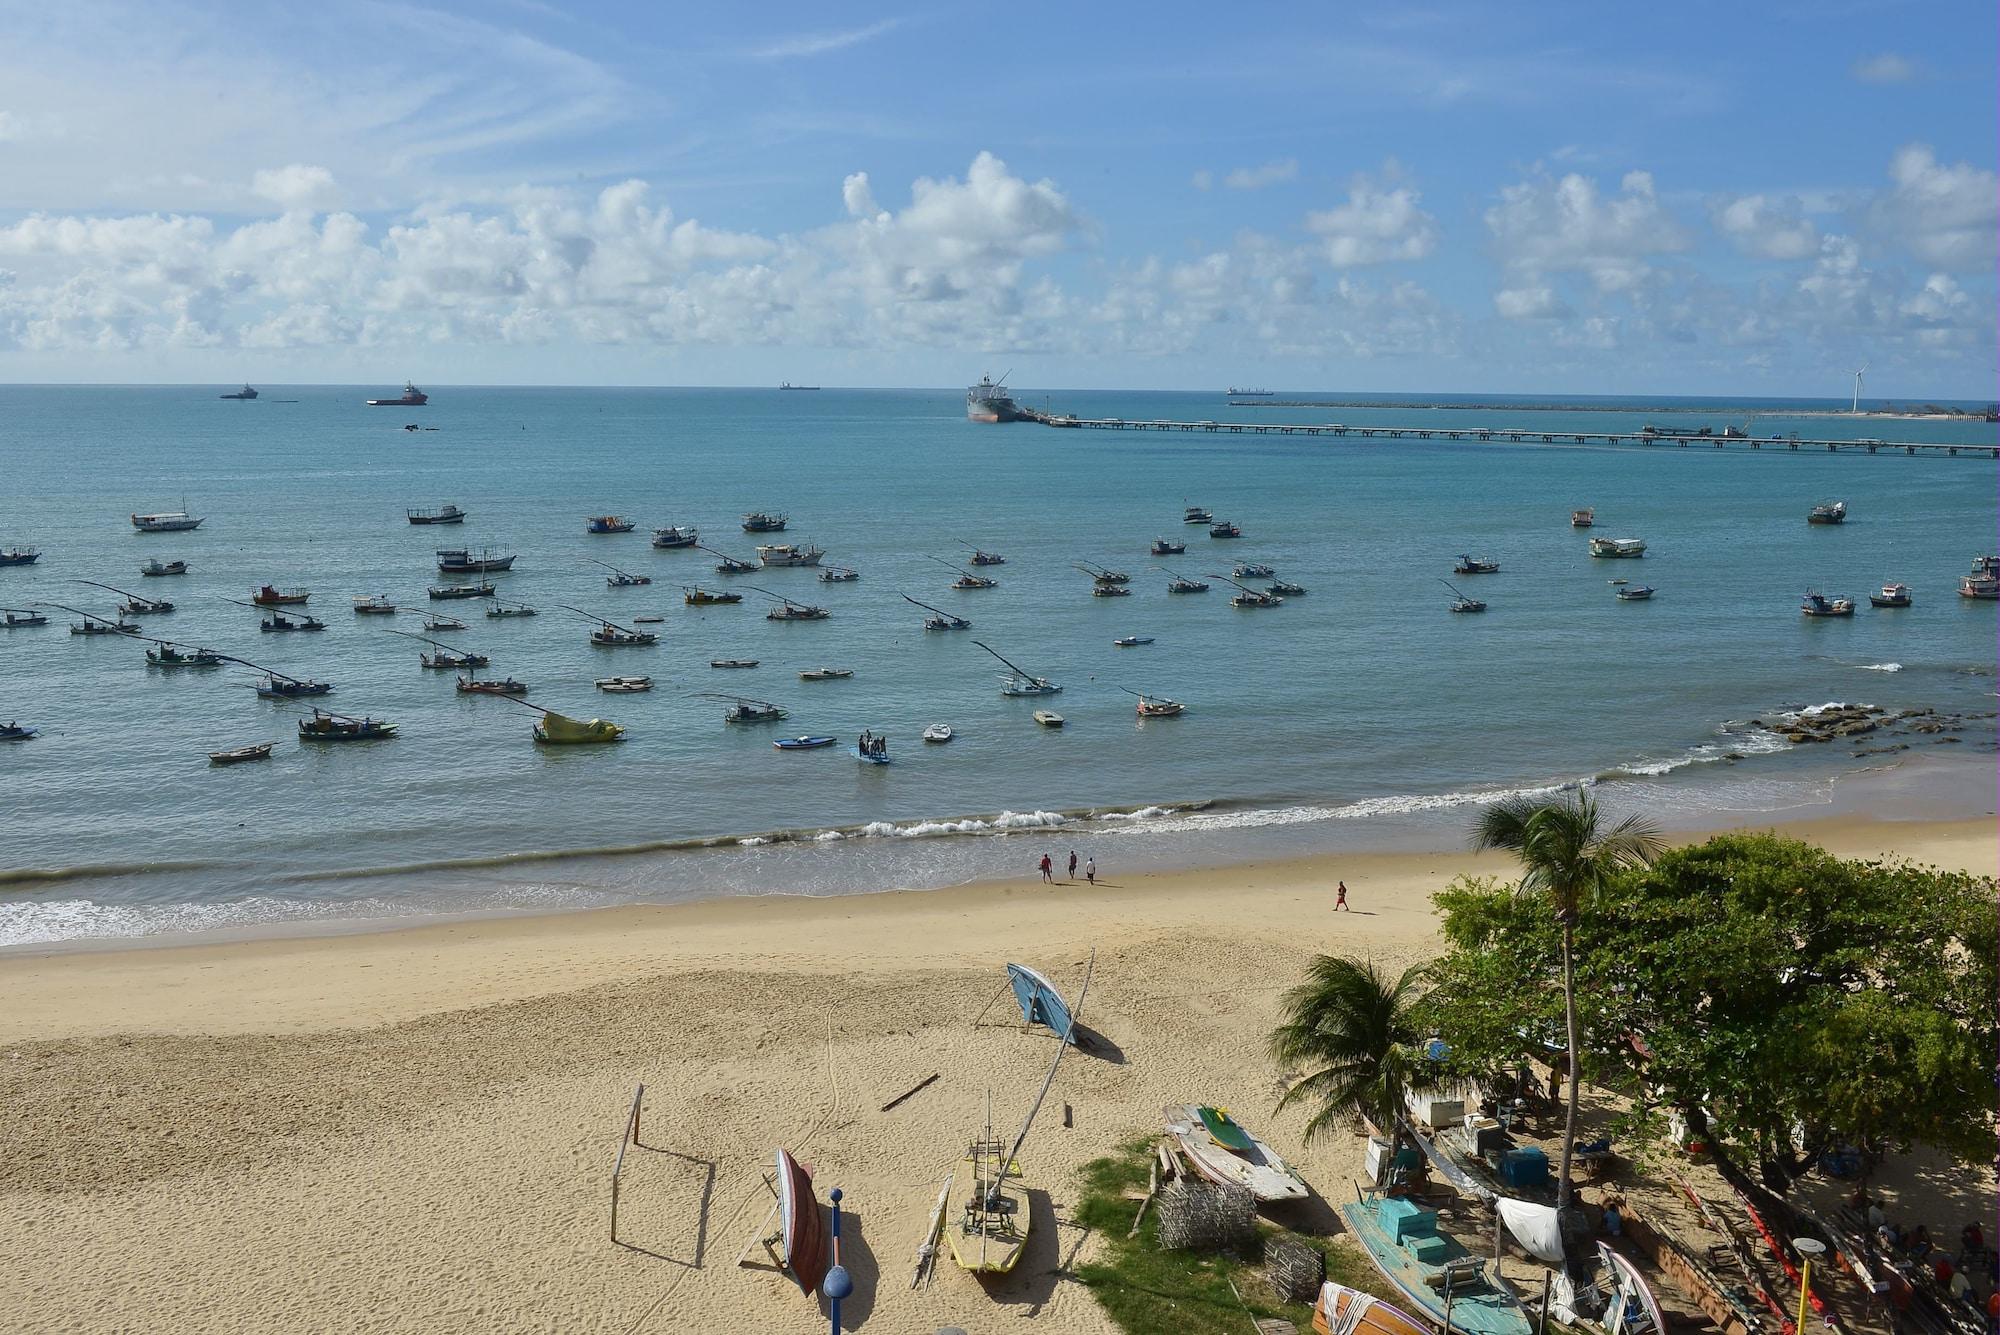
[1269,955,1435,1143]
[1072,1138,1389,1334]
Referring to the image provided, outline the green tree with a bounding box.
[1423,834,1998,1225]
[1269,955,1434,1146]
[1471,793,1663,1211]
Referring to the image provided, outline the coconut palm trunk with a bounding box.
[1556,917,1579,1211]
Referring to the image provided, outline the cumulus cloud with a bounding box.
[1223,159,1299,191]
[1710,194,1820,260]
[1494,285,1565,319]
[251,164,339,213]
[1851,52,1918,85]
[1305,165,1440,267]
[1485,167,1689,306]
[1865,143,1997,271]
[1190,169,1214,192]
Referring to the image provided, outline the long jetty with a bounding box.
[1013,406,1997,457]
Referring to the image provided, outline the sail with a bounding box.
[534,711,625,744]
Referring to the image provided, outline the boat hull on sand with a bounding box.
[1313,1281,1434,1335]
[1164,1103,1307,1202]
[946,1153,1030,1274]
[1336,1193,1532,1335]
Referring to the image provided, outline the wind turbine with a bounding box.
[1851,363,1867,414]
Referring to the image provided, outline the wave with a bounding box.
[0,860,225,889]
[1856,663,1903,672]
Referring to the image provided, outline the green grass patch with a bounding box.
[1071,1138,1396,1334]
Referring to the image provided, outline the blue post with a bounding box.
[823,1187,853,1334]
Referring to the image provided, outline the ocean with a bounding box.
[2,385,1994,946]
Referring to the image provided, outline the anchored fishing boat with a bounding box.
[710,658,759,669]
[595,676,653,692]
[749,585,829,620]
[1801,591,1855,617]
[1162,569,1209,593]
[1032,709,1065,728]
[1614,585,1656,601]
[144,640,224,667]
[1453,555,1499,575]
[818,565,859,583]
[2,608,49,627]
[1076,562,1130,586]
[964,545,1006,566]
[923,723,954,743]
[774,734,836,750]
[417,613,462,633]
[46,600,140,635]
[435,549,516,573]
[76,579,173,616]
[1442,579,1486,613]
[252,671,332,698]
[208,742,274,765]
[1870,582,1912,608]
[585,515,635,534]
[251,584,309,607]
[588,558,651,587]
[741,512,788,533]
[299,709,395,741]
[1209,520,1242,539]
[698,544,760,575]
[352,594,397,614]
[131,508,203,532]
[757,543,824,568]
[1588,537,1646,558]
[904,593,970,631]
[1151,537,1186,556]
[428,582,495,600]
[684,586,744,605]
[251,606,326,632]
[390,627,490,670]
[406,504,466,525]
[0,547,39,566]
[457,674,528,696]
[522,700,626,745]
[141,559,188,577]
[651,525,699,548]
[485,601,538,618]
[1267,578,1306,596]
[710,695,787,724]
[1232,563,1275,580]
[1,722,40,741]
[799,667,853,681]
[1126,688,1185,717]
[1807,500,1847,525]
[933,556,996,589]
[1216,574,1282,608]
[1092,584,1131,598]
[1570,508,1595,528]
[1183,504,1213,524]
[975,641,1060,696]
[1958,555,1998,599]
[1164,1104,1307,1201]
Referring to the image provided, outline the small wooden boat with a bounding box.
[260,611,326,632]
[1453,555,1499,575]
[799,667,853,681]
[72,617,139,635]
[1166,575,1209,594]
[0,722,39,741]
[1078,563,1130,585]
[591,626,658,646]
[1164,1104,1307,1201]
[965,547,1006,566]
[146,643,223,667]
[531,708,626,745]
[1032,710,1065,728]
[1209,520,1242,539]
[208,742,273,765]
[741,512,788,533]
[757,543,824,568]
[905,593,969,630]
[457,675,528,695]
[1571,508,1595,528]
[853,729,891,763]
[251,584,309,606]
[1615,585,1655,601]
[1801,591,1855,617]
[923,723,953,743]
[1808,500,1847,525]
[817,565,859,582]
[1958,555,1998,599]
[1219,575,1281,608]
[1312,1281,1434,1335]
[429,582,496,600]
[352,595,397,614]
[132,509,203,532]
[2,608,50,627]
[1233,563,1274,579]
[1134,694,1184,717]
[1870,582,1912,608]
[0,547,40,566]
[935,557,996,589]
[774,735,836,750]
[435,549,516,573]
[631,614,665,624]
[723,699,787,724]
[298,709,396,741]
[710,658,759,669]
[406,504,466,525]
[605,572,650,586]
[76,579,172,617]
[1589,536,1646,558]
[586,515,635,534]
[763,591,830,621]
[1183,504,1213,524]
[1443,579,1485,613]
[485,602,538,618]
[1092,584,1131,598]
[255,675,332,698]
[703,546,759,575]
[685,586,743,605]
[423,613,466,631]
[141,559,187,577]
[422,650,488,669]
[1267,579,1306,596]
[977,641,1061,696]
[651,525,699,548]
[1151,537,1186,556]
[772,1148,831,1297]
[595,676,653,692]
[1336,1191,1533,1335]
[1113,636,1154,647]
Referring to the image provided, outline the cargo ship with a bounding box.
[367,381,429,407]
[966,374,1024,423]
[219,384,259,400]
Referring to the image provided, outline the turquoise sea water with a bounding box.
[1,386,1994,944]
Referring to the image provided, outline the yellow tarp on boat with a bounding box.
[533,711,625,744]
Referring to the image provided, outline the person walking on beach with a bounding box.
[1085,857,1096,885]
[1039,853,1053,883]
[1068,850,1078,881]
[1335,880,1349,911]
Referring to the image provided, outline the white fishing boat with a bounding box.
[923,723,953,743]
[757,543,824,568]
[352,594,397,614]
[1164,1103,1309,1202]
[1959,555,1998,600]
[651,525,699,548]
[132,509,203,532]
[1588,536,1646,558]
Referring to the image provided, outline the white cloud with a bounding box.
[1485,167,1689,299]
[751,19,902,61]
[1190,170,1214,192]
[1851,52,1918,85]
[1710,194,1820,260]
[1223,159,1299,191]
[1494,285,1565,319]
[1865,143,1997,272]
[251,165,340,213]
[1305,165,1440,267]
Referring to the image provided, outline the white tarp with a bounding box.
[1497,1197,1566,1264]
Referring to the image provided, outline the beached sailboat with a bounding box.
[1337,1187,1532,1335]
[904,593,970,631]
[974,641,1061,696]
[651,525,699,548]
[585,515,635,534]
[685,586,744,605]
[588,558,651,587]
[1163,1104,1307,1202]
[298,709,397,741]
[933,556,997,590]
[75,579,173,616]
[750,586,829,621]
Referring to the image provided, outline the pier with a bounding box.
[1014,407,1998,457]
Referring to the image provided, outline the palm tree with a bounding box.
[1472,792,1662,1212]
[1270,955,1433,1146]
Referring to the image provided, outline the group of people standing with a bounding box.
[1038,850,1095,884]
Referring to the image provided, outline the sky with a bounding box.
[0,0,1993,396]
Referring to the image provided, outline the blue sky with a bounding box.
[0,0,1992,395]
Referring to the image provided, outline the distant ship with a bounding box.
[779,382,820,391]
[1227,387,1273,396]
[366,381,429,407]
[219,384,259,400]
[966,374,1024,423]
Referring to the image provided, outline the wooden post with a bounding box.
[611,1083,645,1245]
[1538,1270,1551,1335]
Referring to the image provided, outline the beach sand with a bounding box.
[1,815,1990,1334]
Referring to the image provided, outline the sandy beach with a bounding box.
[1,814,1991,1334]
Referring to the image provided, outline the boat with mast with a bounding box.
[428,581,495,600]
[2,607,50,628]
[224,653,333,698]
[933,557,997,590]
[974,640,1061,696]
[388,627,489,669]
[1215,574,1282,608]
[697,543,760,575]
[298,708,397,741]
[703,693,788,724]
[903,593,970,631]
[485,600,538,618]
[226,596,326,631]
[651,525,699,548]
[560,604,659,646]
[132,504,204,532]
[588,557,651,587]
[1150,537,1186,556]
[1074,561,1130,586]
[1453,555,1500,575]
[141,559,188,577]
[1442,579,1486,613]
[44,600,140,635]
[1800,591,1855,617]
[1157,566,1209,593]
[365,381,427,406]
[456,670,529,695]
[0,547,42,566]
[817,564,859,583]
[1588,537,1646,559]
[406,504,466,525]
[741,512,788,533]
[220,384,259,400]
[1807,500,1847,525]
[1958,555,1998,599]
[1209,520,1243,539]
[757,543,824,568]
[1267,577,1306,596]
[684,586,743,605]
[75,578,173,616]
[1122,687,1186,717]
[585,515,635,534]
[961,543,1006,566]
[435,548,515,574]
[502,696,626,745]
[947,951,1092,1274]
[139,635,224,667]
[1870,582,1913,608]
[1183,503,1213,524]
[250,584,309,606]
[352,594,397,615]
[749,586,830,621]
